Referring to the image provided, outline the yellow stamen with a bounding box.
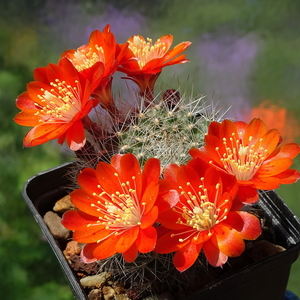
[90,175,143,237]
[173,178,228,243]
[71,44,105,71]
[216,133,269,180]
[35,79,81,123]
[128,36,167,68]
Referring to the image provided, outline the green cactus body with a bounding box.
[117,93,221,169]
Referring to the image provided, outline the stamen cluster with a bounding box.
[176,181,227,232]
[128,36,167,68]
[91,175,143,232]
[217,133,269,181]
[35,79,81,122]
[71,45,105,71]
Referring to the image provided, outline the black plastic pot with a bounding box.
[22,162,300,300]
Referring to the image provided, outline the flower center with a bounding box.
[173,180,228,242]
[91,174,143,234]
[34,79,82,123]
[71,44,105,71]
[128,36,167,68]
[215,132,269,181]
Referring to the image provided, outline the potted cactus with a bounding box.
[16,25,300,300]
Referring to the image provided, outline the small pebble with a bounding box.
[102,286,115,300]
[63,241,81,261]
[114,294,131,300]
[80,272,111,289]
[88,289,102,300]
[53,194,75,213]
[43,211,71,240]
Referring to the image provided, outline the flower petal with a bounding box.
[95,161,122,194]
[14,111,41,127]
[81,237,118,261]
[267,143,300,161]
[115,226,139,253]
[202,239,228,267]
[136,226,157,253]
[123,242,139,263]
[142,158,160,191]
[61,209,99,230]
[155,182,179,213]
[225,211,262,240]
[258,158,293,177]
[163,163,180,185]
[255,129,280,155]
[66,120,86,151]
[236,185,259,204]
[23,122,70,147]
[243,118,267,144]
[72,227,110,244]
[155,229,189,253]
[250,175,281,190]
[77,168,101,196]
[275,169,300,184]
[15,92,37,110]
[212,224,245,257]
[157,209,188,230]
[118,153,143,198]
[173,241,202,272]
[70,189,102,217]
[140,181,159,215]
[140,206,158,229]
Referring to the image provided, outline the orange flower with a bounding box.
[189,118,300,203]
[118,34,191,99]
[155,158,261,272]
[62,153,177,263]
[249,100,300,144]
[62,25,132,109]
[14,57,98,151]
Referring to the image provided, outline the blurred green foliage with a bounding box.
[1,0,300,299]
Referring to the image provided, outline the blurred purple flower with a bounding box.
[39,3,146,51]
[196,33,260,120]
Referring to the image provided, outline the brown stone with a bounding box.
[69,254,99,276]
[80,272,111,289]
[63,241,81,261]
[53,194,75,213]
[114,294,131,300]
[88,289,102,300]
[43,211,71,240]
[102,286,115,300]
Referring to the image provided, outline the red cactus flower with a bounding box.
[189,118,300,204]
[62,25,133,110]
[155,159,262,272]
[62,153,177,263]
[118,34,191,99]
[14,57,98,151]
